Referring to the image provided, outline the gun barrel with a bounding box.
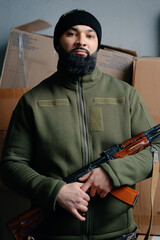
[64,155,107,183]
[144,124,160,143]
[153,124,160,131]
[148,131,160,143]
[144,124,160,136]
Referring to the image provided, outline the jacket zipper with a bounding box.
[78,78,89,165]
[77,78,89,240]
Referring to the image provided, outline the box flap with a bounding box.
[15,19,52,32]
[101,44,137,57]
[97,47,135,84]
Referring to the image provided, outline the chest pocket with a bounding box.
[93,97,125,105]
[89,97,125,132]
[37,99,69,106]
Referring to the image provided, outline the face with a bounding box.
[59,25,98,57]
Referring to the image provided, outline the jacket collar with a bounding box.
[53,66,103,90]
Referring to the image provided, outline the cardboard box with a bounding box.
[137,235,160,240]
[97,45,136,84]
[133,177,160,235]
[132,58,160,124]
[132,58,160,235]
[0,20,58,88]
[0,88,30,160]
[0,89,30,190]
[0,20,136,88]
[0,88,30,130]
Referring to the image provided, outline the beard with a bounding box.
[57,45,97,76]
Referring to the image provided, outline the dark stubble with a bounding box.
[57,45,97,76]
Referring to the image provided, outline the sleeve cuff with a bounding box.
[49,180,66,211]
[101,162,121,187]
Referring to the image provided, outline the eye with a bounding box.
[66,31,76,37]
[88,34,94,38]
[86,32,96,39]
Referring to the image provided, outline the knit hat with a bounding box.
[53,9,102,51]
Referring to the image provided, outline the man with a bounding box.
[0,9,159,240]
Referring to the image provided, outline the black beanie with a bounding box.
[53,9,102,51]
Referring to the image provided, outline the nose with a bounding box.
[75,34,86,47]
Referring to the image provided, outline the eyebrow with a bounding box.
[69,27,96,33]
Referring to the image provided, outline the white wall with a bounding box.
[0,0,160,75]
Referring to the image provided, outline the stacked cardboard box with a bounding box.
[0,20,58,88]
[132,57,160,237]
[0,20,136,88]
[0,89,30,160]
[132,58,160,124]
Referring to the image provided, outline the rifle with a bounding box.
[7,124,160,240]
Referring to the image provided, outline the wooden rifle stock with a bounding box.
[111,134,150,206]
[7,125,160,240]
[7,207,48,240]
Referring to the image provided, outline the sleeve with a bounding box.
[0,96,65,211]
[101,89,160,188]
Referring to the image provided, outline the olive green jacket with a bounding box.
[0,67,158,239]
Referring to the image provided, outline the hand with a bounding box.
[56,182,90,221]
[79,167,113,198]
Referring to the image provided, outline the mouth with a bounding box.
[72,48,88,57]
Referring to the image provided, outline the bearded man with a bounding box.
[0,9,158,240]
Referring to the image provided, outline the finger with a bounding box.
[89,187,97,197]
[96,188,101,196]
[82,199,89,207]
[77,201,89,219]
[76,182,85,188]
[73,209,86,221]
[79,212,86,217]
[99,191,108,198]
[81,181,91,193]
[78,172,91,181]
[75,183,90,201]
[79,204,88,213]
[81,191,90,202]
